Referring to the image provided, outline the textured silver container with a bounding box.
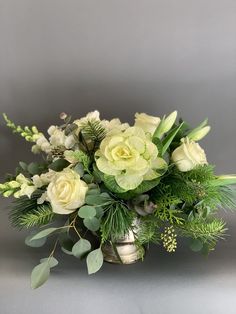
[102,228,143,264]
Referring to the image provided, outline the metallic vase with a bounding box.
[102,228,143,264]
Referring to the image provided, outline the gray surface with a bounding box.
[0,1,236,313]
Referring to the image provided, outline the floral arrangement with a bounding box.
[1,110,236,289]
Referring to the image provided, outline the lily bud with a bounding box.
[188,126,211,141]
[161,111,177,134]
[211,175,236,186]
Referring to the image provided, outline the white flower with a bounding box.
[47,168,88,214]
[102,118,129,136]
[32,170,56,188]
[74,111,100,130]
[13,174,36,198]
[34,134,51,154]
[134,113,161,135]
[95,126,166,190]
[48,126,76,149]
[171,137,207,172]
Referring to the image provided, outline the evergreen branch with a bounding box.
[136,216,160,245]
[177,219,227,244]
[100,202,135,242]
[18,205,54,228]
[10,190,45,228]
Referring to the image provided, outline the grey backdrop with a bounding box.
[0,1,236,313]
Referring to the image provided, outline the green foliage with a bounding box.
[177,218,227,246]
[49,159,70,171]
[152,185,184,224]
[80,118,106,151]
[31,261,51,289]
[30,227,58,241]
[86,248,104,275]
[103,173,161,199]
[136,216,160,246]
[10,191,45,228]
[18,205,54,228]
[100,202,135,242]
[72,239,91,259]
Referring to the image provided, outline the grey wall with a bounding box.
[0,0,236,176]
[0,1,236,314]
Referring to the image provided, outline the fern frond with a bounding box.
[80,118,106,145]
[18,205,54,228]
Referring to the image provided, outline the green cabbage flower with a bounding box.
[95,126,167,190]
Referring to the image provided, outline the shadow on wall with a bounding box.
[0,77,168,177]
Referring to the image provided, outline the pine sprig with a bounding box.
[18,205,54,228]
[177,219,227,245]
[10,190,44,228]
[100,202,135,242]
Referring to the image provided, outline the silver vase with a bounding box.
[102,225,144,264]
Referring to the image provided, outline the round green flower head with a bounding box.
[95,126,166,190]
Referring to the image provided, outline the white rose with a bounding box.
[171,137,208,172]
[134,113,161,135]
[74,110,100,130]
[47,168,88,214]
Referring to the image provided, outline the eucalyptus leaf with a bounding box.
[28,162,40,175]
[25,234,47,248]
[78,206,96,219]
[73,163,84,176]
[31,262,50,289]
[83,217,100,232]
[30,227,58,241]
[19,161,28,171]
[85,193,112,206]
[72,239,91,259]
[86,248,104,275]
[189,239,203,252]
[40,257,59,268]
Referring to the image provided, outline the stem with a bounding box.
[110,241,123,264]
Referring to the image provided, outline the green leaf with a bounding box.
[162,122,184,155]
[85,193,112,206]
[152,137,163,155]
[95,206,104,219]
[49,159,70,171]
[116,178,161,199]
[189,238,204,252]
[78,205,96,219]
[72,239,91,259]
[19,161,28,171]
[103,175,127,193]
[84,217,100,232]
[153,116,166,139]
[40,257,59,268]
[31,262,50,289]
[86,248,104,275]
[59,232,74,254]
[73,163,84,176]
[25,234,47,248]
[28,162,40,175]
[30,227,58,241]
